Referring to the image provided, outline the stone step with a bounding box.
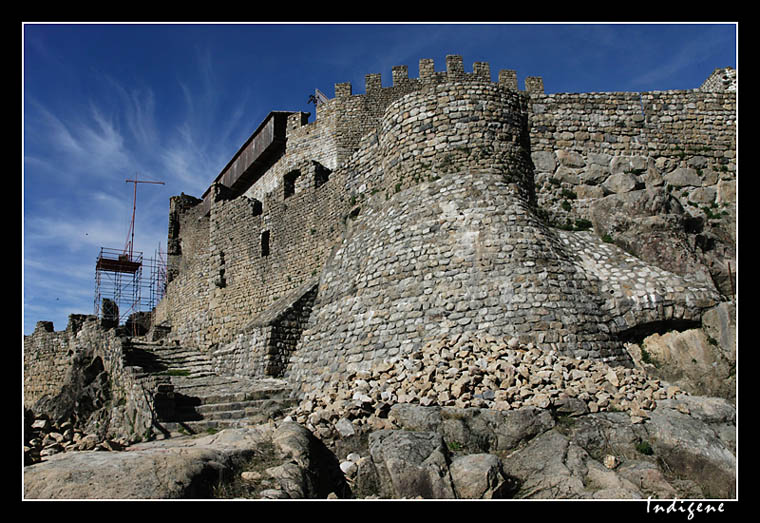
[124,338,295,433]
[158,418,254,435]
[182,397,297,417]
[159,399,296,435]
[124,343,217,379]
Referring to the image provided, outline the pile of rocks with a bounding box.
[24,410,128,465]
[289,333,684,440]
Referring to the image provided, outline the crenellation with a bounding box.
[334,81,352,98]
[446,54,465,79]
[525,76,545,94]
[419,58,435,81]
[392,65,408,86]
[365,73,382,93]
[473,61,490,81]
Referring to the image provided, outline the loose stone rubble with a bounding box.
[290,333,680,441]
[24,409,129,465]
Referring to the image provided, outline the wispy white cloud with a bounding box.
[24,96,132,180]
[102,75,159,148]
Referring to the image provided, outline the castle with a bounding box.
[25,55,736,407]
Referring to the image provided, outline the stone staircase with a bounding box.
[123,339,297,435]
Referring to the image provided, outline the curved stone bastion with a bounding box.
[285,81,721,396]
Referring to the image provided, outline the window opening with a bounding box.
[284,170,300,199]
[261,230,270,257]
[314,163,332,188]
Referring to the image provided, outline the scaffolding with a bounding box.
[94,246,167,326]
[94,177,166,331]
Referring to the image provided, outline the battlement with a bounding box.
[330,55,544,99]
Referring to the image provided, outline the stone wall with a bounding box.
[153,195,212,348]
[529,88,736,227]
[527,86,736,296]
[699,67,737,92]
[209,281,318,378]
[23,316,162,442]
[24,318,88,407]
[158,56,533,351]
[147,55,733,394]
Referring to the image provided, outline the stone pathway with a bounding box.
[124,338,295,435]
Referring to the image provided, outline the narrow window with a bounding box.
[250,198,263,216]
[261,230,270,257]
[284,170,300,199]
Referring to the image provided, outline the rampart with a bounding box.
[27,55,735,403]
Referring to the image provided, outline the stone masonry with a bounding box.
[27,55,735,405]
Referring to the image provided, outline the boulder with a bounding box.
[643,397,736,499]
[602,172,640,194]
[665,167,702,187]
[590,188,714,284]
[388,404,555,453]
[24,429,270,499]
[367,430,456,499]
[449,453,511,499]
[531,150,556,172]
[271,421,349,498]
[499,429,595,499]
[24,424,350,500]
[638,328,735,400]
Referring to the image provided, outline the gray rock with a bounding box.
[265,462,308,498]
[644,401,736,499]
[575,184,605,199]
[368,430,455,499]
[701,301,736,362]
[557,150,585,168]
[340,460,358,477]
[665,167,701,187]
[335,417,356,438]
[554,394,589,417]
[271,421,350,498]
[590,188,714,283]
[259,488,290,499]
[531,150,556,172]
[584,459,642,498]
[616,460,678,499]
[388,404,555,453]
[24,428,268,499]
[449,453,510,499]
[602,172,640,194]
[272,421,314,466]
[500,429,590,499]
[639,329,735,400]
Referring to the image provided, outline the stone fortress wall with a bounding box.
[155,55,735,395]
[152,56,547,352]
[25,56,736,404]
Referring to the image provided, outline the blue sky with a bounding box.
[22,22,737,335]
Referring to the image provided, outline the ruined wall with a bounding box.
[23,316,162,442]
[153,196,212,348]
[24,318,87,407]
